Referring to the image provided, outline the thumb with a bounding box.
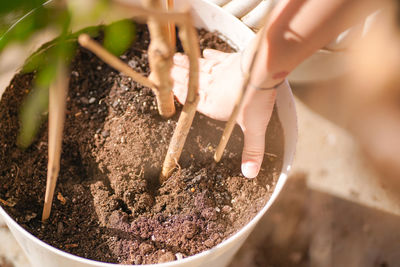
[171,53,190,104]
[241,130,266,179]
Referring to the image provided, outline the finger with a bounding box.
[171,64,189,85]
[238,89,277,178]
[241,131,266,179]
[199,58,220,73]
[171,63,214,106]
[173,53,189,68]
[203,49,230,60]
[172,83,188,104]
[171,64,189,103]
[175,52,219,74]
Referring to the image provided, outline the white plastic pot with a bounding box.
[0,0,297,266]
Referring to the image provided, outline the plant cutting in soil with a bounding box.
[0,1,284,265]
[42,0,202,220]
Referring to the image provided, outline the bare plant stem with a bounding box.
[78,34,155,89]
[161,13,200,181]
[213,78,247,162]
[166,0,176,48]
[142,0,176,118]
[42,62,68,221]
[87,0,200,181]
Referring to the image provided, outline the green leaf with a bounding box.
[17,84,49,148]
[17,62,59,148]
[22,50,47,73]
[104,20,136,56]
[11,5,137,148]
[22,39,76,74]
[36,63,57,87]
[0,0,46,16]
[70,25,101,40]
[0,5,56,52]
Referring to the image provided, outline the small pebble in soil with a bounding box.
[101,130,110,138]
[204,239,214,248]
[175,253,184,261]
[57,192,67,205]
[133,255,142,265]
[57,222,64,235]
[158,252,175,263]
[222,205,232,214]
[80,97,89,104]
[139,243,153,255]
[89,97,96,104]
[25,212,37,222]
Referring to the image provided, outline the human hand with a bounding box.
[171,49,283,178]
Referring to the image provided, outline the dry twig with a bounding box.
[142,0,176,118]
[161,12,200,181]
[166,0,176,48]
[78,34,155,89]
[81,0,200,182]
[42,62,69,221]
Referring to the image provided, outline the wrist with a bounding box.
[241,32,287,90]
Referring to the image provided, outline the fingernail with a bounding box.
[241,162,259,179]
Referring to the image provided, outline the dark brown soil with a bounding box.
[0,24,283,264]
